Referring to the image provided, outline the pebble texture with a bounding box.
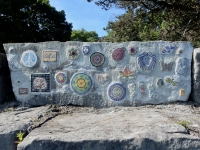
[3,41,193,107]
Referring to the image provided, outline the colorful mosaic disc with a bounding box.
[90,52,105,67]
[108,82,126,101]
[55,72,67,84]
[31,74,50,92]
[71,73,92,94]
[112,48,125,61]
[20,50,37,67]
[66,47,80,60]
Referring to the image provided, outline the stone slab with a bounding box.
[3,41,193,107]
[0,106,48,150]
[192,48,200,103]
[17,105,200,150]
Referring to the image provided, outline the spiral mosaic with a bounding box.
[71,73,92,94]
[90,52,105,67]
[108,82,126,101]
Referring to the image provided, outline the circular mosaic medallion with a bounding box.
[66,47,80,60]
[128,47,137,55]
[108,82,126,101]
[82,46,90,55]
[112,48,125,61]
[20,50,37,67]
[90,52,105,67]
[55,72,67,84]
[71,73,92,94]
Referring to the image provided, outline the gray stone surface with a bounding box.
[3,41,193,107]
[0,106,49,150]
[15,103,200,150]
[192,48,200,103]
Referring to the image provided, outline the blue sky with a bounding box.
[49,0,125,37]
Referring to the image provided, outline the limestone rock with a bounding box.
[17,105,200,150]
[0,106,49,150]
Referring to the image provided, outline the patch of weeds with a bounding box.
[16,131,24,142]
[34,118,39,122]
[177,120,192,130]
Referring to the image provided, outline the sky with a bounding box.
[49,0,125,37]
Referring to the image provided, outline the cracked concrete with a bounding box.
[0,101,200,150]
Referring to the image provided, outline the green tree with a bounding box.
[71,28,99,42]
[88,0,200,47]
[0,0,72,53]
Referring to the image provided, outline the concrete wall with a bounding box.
[3,41,193,107]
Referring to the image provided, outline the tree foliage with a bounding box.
[88,0,200,47]
[71,28,99,42]
[0,0,72,53]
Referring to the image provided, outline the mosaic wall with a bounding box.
[3,41,193,107]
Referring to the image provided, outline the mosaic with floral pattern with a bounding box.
[71,73,92,94]
[66,47,80,60]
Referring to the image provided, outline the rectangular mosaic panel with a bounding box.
[31,73,50,93]
[19,88,28,95]
[42,50,57,62]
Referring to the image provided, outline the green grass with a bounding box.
[177,120,192,130]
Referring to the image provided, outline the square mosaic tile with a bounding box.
[31,73,50,92]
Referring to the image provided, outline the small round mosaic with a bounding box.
[55,72,67,84]
[66,47,80,60]
[112,48,125,61]
[108,82,126,101]
[20,50,37,68]
[71,73,92,94]
[90,52,105,67]
[128,47,137,55]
